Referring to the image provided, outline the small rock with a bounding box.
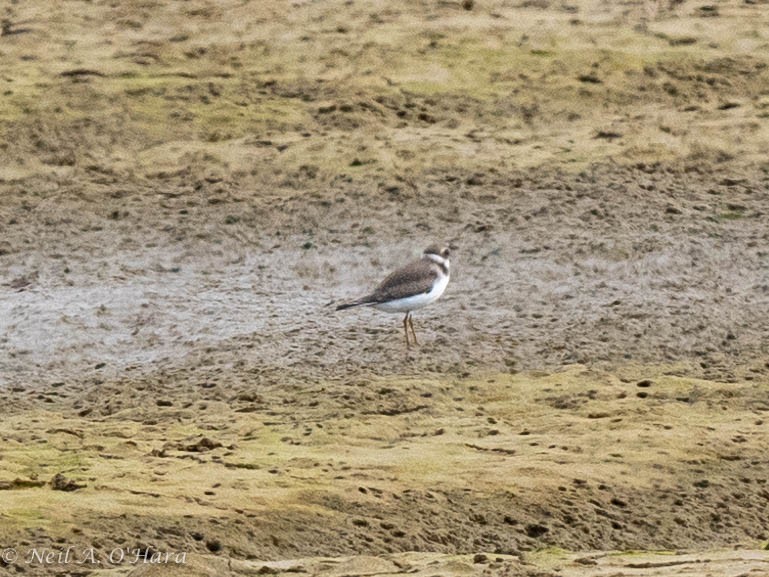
[50,473,86,492]
[578,73,602,84]
[525,523,549,538]
[182,437,223,452]
[205,539,222,553]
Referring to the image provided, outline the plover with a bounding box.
[336,244,451,347]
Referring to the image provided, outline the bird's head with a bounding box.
[423,244,451,267]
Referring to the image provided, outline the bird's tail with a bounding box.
[336,296,374,311]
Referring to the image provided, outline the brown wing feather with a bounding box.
[368,260,438,303]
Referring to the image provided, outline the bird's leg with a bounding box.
[408,313,419,346]
[402,313,411,348]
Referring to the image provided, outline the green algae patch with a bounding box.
[525,546,572,569]
[4,0,769,181]
[1,363,768,567]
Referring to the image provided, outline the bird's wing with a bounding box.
[368,260,438,302]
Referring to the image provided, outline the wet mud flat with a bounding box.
[2,366,769,576]
[2,0,769,576]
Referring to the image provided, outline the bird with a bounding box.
[336,244,451,347]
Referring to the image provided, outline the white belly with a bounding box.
[372,273,449,313]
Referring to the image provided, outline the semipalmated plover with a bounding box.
[337,244,451,347]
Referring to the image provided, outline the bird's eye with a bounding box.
[443,248,450,257]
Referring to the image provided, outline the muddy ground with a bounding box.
[1,0,769,575]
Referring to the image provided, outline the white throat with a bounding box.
[425,253,450,272]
